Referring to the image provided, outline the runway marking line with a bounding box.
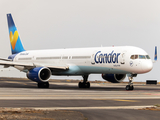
[94,99,139,102]
[1,81,28,85]
[0,94,148,97]
[2,106,153,110]
[31,105,154,110]
[94,99,110,100]
[145,93,160,95]
[113,99,139,102]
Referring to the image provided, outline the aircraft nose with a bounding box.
[141,60,153,73]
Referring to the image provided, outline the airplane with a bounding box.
[0,13,156,90]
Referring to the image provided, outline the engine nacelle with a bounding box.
[27,67,51,82]
[102,74,126,83]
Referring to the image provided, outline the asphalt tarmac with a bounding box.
[0,78,160,120]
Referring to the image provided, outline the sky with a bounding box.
[0,0,159,82]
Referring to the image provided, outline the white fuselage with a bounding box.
[12,46,153,75]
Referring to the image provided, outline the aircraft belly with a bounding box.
[53,65,128,75]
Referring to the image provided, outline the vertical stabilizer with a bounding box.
[154,46,157,61]
[7,14,25,54]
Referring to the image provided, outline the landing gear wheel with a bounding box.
[78,82,90,88]
[38,82,49,88]
[79,82,83,88]
[126,85,130,90]
[125,85,134,90]
[130,85,134,90]
[78,75,90,88]
[126,74,136,90]
[87,82,90,88]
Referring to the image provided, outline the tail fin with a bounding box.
[154,46,157,61]
[7,14,25,54]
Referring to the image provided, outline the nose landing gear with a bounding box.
[126,74,137,90]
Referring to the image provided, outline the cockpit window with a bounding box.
[130,55,138,59]
[146,55,150,59]
[139,55,146,59]
[135,55,138,59]
[130,55,150,59]
[130,55,134,59]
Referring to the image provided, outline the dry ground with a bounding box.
[0,108,87,120]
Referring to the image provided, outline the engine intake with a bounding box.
[27,67,51,82]
[102,74,126,83]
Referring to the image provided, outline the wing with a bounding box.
[0,58,12,61]
[0,59,69,71]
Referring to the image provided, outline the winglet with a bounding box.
[153,46,157,62]
[7,13,25,54]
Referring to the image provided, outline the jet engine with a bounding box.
[102,74,126,83]
[27,67,51,82]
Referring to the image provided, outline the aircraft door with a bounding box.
[91,53,95,65]
[120,51,126,64]
[91,50,98,65]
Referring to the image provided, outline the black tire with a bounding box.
[79,82,83,88]
[130,86,134,90]
[126,85,134,90]
[43,82,49,88]
[38,83,42,88]
[79,82,90,88]
[38,82,49,88]
[126,85,130,90]
[87,82,90,88]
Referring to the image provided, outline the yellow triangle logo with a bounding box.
[10,31,19,50]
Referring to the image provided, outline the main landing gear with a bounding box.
[126,74,137,90]
[79,75,90,88]
[38,82,49,88]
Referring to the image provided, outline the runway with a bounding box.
[0,78,160,119]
